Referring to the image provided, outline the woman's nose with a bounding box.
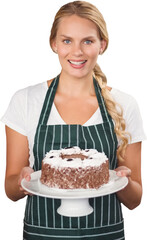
[71,43,83,57]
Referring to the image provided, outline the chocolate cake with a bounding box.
[40,146,109,189]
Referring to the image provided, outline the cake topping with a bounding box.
[43,147,108,168]
[60,146,81,155]
[60,153,88,160]
[67,158,73,161]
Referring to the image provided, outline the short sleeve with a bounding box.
[124,97,146,144]
[1,88,27,136]
[111,88,146,145]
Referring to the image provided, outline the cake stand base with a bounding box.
[57,198,93,217]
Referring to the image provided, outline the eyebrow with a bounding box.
[60,35,96,40]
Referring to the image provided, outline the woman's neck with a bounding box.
[57,71,95,97]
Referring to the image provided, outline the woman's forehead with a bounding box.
[57,15,99,38]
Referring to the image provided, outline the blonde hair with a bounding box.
[49,1,130,161]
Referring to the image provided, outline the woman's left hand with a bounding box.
[114,143,142,209]
[115,166,131,178]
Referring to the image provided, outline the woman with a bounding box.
[1,1,146,239]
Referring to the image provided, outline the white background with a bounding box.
[0,0,147,239]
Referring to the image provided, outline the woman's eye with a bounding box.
[63,39,71,44]
[84,40,92,44]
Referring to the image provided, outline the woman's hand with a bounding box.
[5,127,32,201]
[18,167,34,195]
[115,166,131,178]
[114,142,142,210]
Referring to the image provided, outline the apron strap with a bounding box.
[93,77,113,124]
[38,75,59,125]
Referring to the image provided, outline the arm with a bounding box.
[115,142,142,210]
[5,126,34,201]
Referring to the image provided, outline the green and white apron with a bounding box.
[23,75,125,239]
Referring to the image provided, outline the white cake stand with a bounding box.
[57,198,93,217]
[21,170,128,217]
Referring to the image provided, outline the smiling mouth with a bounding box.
[68,60,87,66]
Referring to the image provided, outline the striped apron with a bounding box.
[23,75,125,239]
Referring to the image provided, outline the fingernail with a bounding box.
[26,176,30,181]
[117,171,122,176]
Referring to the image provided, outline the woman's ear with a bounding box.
[51,39,58,53]
[99,40,107,54]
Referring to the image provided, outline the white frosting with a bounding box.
[43,147,108,169]
[60,146,81,155]
[81,149,99,157]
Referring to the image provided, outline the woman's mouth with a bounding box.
[68,60,87,69]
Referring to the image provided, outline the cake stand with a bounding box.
[21,170,128,217]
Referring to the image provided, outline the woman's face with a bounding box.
[52,15,106,79]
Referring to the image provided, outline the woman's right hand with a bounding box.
[18,167,34,196]
[5,126,34,201]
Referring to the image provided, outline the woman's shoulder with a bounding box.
[4,81,48,119]
[23,78,54,97]
[11,81,48,101]
[110,87,137,108]
[47,79,54,88]
[25,81,47,95]
[1,81,49,135]
[109,88,142,127]
[110,87,146,143]
[9,77,56,107]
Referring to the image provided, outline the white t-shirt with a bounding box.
[1,81,146,167]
